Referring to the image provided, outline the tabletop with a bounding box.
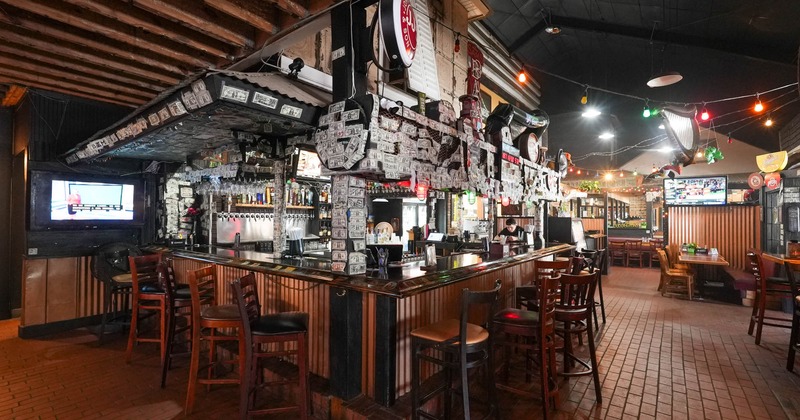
[678,253,730,266]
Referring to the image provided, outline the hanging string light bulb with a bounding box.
[501,196,510,206]
[517,71,527,84]
[764,113,774,127]
[753,94,764,113]
[700,108,711,121]
[580,87,588,105]
[454,33,461,53]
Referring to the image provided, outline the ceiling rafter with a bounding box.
[61,0,235,60]
[132,0,255,48]
[0,43,164,93]
[0,10,198,76]
[1,84,26,107]
[267,0,310,18]
[0,25,180,85]
[0,70,147,106]
[0,0,207,71]
[0,55,153,100]
[204,0,280,34]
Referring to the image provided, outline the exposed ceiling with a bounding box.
[481,0,800,173]
[0,0,336,107]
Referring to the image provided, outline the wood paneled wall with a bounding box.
[582,218,605,233]
[667,206,761,271]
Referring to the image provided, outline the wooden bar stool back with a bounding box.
[520,259,571,311]
[125,254,167,366]
[782,261,800,371]
[493,273,561,418]
[555,271,602,403]
[746,250,792,345]
[608,240,627,266]
[410,280,501,420]
[579,249,608,327]
[625,240,643,267]
[231,272,310,419]
[185,265,245,415]
[656,249,694,300]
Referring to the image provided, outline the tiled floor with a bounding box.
[0,266,798,419]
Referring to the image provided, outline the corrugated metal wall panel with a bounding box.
[668,206,761,270]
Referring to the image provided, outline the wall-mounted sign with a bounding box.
[765,172,781,191]
[747,172,764,190]
[380,0,417,68]
[756,151,788,173]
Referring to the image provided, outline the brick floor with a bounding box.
[0,266,798,419]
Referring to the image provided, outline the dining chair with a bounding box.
[625,240,644,267]
[608,240,627,267]
[746,249,792,345]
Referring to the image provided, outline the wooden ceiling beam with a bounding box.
[0,56,154,101]
[0,11,197,76]
[0,0,207,71]
[62,0,234,60]
[204,0,280,33]
[1,84,26,107]
[0,26,180,85]
[267,0,310,18]
[0,43,164,93]
[0,70,146,106]
[132,0,254,48]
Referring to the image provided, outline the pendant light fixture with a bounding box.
[646,24,682,88]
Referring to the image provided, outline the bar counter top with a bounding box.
[146,243,574,298]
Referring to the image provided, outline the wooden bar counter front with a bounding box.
[149,243,574,407]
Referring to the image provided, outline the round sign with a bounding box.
[380,0,417,68]
[519,133,539,163]
[765,172,781,191]
[747,172,764,190]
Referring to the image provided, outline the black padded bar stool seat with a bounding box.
[251,313,309,336]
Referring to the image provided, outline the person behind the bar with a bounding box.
[496,218,526,241]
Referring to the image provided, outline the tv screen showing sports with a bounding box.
[663,176,727,206]
[295,149,329,180]
[50,180,135,221]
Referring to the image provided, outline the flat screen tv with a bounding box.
[292,148,329,181]
[663,176,727,206]
[30,171,146,230]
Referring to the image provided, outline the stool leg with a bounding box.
[755,292,767,345]
[539,335,550,419]
[298,333,310,420]
[411,338,421,420]
[597,275,606,323]
[159,299,167,372]
[459,345,470,420]
[161,305,177,388]
[185,322,201,415]
[586,318,602,403]
[99,285,112,344]
[788,317,798,371]
[444,351,453,420]
[748,291,758,336]
[486,340,497,418]
[125,295,139,363]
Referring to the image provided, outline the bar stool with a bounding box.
[492,273,561,418]
[231,272,310,419]
[784,261,800,371]
[125,254,168,365]
[410,280,501,420]
[91,242,142,343]
[519,259,571,311]
[579,249,607,327]
[656,250,694,300]
[185,265,245,415]
[746,250,792,345]
[555,271,602,403]
[157,261,193,388]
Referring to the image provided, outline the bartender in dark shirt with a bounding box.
[497,218,526,241]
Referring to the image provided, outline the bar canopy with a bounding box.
[63,71,330,164]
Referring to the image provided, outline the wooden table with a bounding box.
[678,253,729,299]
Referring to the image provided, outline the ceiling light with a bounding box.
[764,115,774,127]
[647,71,683,88]
[604,173,613,181]
[598,132,614,140]
[545,26,561,34]
[642,106,651,118]
[658,146,673,153]
[582,107,600,118]
[517,71,527,84]
[580,88,588,105]
[754,99,764,113]
[658,124,665,129]
[372,197,389,203]
[700,108,710,121]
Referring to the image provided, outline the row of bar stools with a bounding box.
[125,254,169,366]
[746,250,793,345]
[157,260,193,388]
[493,273,561,418]
[410,280,501,420]
[578,249,608,327]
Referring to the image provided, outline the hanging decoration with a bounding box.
[704,146,724,164]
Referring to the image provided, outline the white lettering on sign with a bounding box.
[332,47,345,61]
[252,92,278,109]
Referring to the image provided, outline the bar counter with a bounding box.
[147,243,574,298]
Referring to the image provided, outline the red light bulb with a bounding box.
[501,196,510,206]
[700,109,710,121]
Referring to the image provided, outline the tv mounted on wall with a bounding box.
[663,176,727,206]
[292,148,329,181]
[30,171,146,230]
